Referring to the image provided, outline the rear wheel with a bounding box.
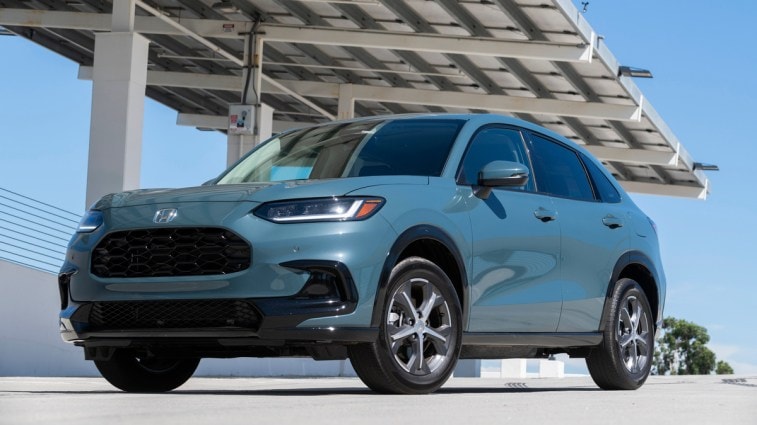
[349,257,462,394]
[587,278,653,390]
[94,350,200,392]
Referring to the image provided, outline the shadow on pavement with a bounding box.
[3,383,600,396]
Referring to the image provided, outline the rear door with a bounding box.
[525,132,630,332]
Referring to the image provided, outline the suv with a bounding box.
[59,114,665,394]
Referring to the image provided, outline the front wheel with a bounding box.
[587,278,654,390]
[94,350,200,392]
[349,257,462,394]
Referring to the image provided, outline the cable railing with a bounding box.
[0,187,80,274]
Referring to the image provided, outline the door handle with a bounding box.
[534,208,557,223]
[602,215,624,229]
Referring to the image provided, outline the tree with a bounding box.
[652,317,732,375]
[716,360,734,375]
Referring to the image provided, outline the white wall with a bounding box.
[0,259,356,377]
[0,260,98,376]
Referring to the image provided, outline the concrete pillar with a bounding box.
[111,0,136,31]
[85,0,148,208]
[226,134,253,168]
[85,32,149,208]
[338,84,355,120]
[226,103,273,167]
[257,103,274,141]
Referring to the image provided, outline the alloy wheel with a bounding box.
[386,277,453,375]
[617,294,650,374]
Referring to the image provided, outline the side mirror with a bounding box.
[475,161,530,199]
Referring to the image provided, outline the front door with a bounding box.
[461,126,562,332]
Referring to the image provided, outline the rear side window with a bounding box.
[528,133,595,201]
[581,154,622,203]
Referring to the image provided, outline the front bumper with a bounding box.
[59,260,379,346]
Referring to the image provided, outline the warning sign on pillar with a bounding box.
[228,104,255,136]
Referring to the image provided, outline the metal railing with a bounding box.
[0,187,80,274]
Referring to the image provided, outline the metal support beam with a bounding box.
[134,0,243,66]
[177,113,304,133]
[583,146,678,167]
[78,67,638,122]
[258,25,592,63]
[79,67,335,120]
[261,76,336,120]
[342,85,640,122]
[0,8,251,38]
[620,181,707,200]
[0,9,592,63]
[78,66,240,91]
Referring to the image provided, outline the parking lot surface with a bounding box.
[1,375,755,425]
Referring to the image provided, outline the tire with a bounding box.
[587,278,654,390]
[94,350,200,392]
[349,257,462,394]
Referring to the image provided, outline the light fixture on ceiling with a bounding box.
[693,162,720,171]
[618,66,653,78]
[211,1,239,14]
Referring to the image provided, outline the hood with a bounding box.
[92,176,428,209]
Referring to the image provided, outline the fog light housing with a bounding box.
[58,269,76,310]
[282,260,358,303]
[297,271,342,299]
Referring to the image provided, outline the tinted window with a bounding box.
[582,154,622,203]
[459,127,531,190]
[528,133,595,201]
[348,119,463,177]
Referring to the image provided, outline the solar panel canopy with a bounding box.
[0,0,711,198]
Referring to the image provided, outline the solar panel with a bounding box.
[0,0,710,198]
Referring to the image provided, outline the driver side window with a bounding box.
[459,127,533,191]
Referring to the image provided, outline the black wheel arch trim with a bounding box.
[369,225,469,328]
[599,250,662,332]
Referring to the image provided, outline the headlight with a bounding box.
[254,197,385,223]
[76,210,103,233]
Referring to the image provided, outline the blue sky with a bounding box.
[1,0,756,373]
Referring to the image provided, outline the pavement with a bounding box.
[1,375,755,425]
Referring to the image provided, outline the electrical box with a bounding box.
[228,104,256,136]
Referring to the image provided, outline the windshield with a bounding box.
[217,118,464,185]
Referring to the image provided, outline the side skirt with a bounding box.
[460,332,602,359]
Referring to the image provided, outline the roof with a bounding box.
[0,0,710,198]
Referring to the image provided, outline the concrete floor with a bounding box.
[1,375,755,425]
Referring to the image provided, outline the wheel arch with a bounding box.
[369,225,469,327]
[599,251,662,332]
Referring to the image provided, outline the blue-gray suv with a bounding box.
[59,114,665,394]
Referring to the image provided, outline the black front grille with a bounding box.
[91,227,251,278]
[89,300,261,330]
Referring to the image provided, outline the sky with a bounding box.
[1,0,756,374]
